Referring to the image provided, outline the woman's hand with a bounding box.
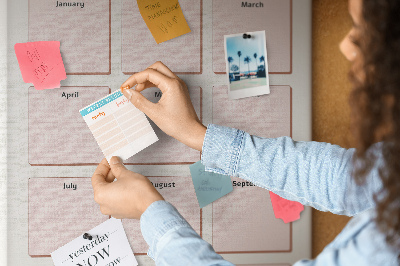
[91,157,164,219]
[120,61,206,151]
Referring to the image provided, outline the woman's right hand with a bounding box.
[120,61,206,151]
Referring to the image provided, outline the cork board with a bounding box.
[311,0,353,258]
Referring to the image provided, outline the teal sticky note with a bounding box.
[189,161,233,208]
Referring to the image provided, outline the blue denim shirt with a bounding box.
[140,124,399,265]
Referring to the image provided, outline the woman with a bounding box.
[91,0,400,264]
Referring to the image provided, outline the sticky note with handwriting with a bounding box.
[79,90,158,162]
[14,41,66,90]
[269,191,304,223]
[189,161,233,208]
[137,0,191,44]
[51,218,137,266]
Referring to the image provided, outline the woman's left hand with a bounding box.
[91,157,164,219]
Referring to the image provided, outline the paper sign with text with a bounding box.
[189,161,233,208]
[269,191,304,223]
[137,0,191,44]
[79,90,158,162]
[14,41,66,90]
[51,218,137,266]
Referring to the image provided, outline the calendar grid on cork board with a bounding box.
[5,0,312,265]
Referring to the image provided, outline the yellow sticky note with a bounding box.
[137,0,191,44]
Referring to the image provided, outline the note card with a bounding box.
[79,90,158,162]
[14,41,66,90]
[51,218,137,266]
[269,191,304,223]
[189,161,233,208]
[137,0,191,44]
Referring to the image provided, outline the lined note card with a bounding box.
[79,90,158,162]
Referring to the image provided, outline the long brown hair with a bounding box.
[350,0,400,253]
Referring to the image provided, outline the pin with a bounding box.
[120,85,130,93]
[83,233,95,240]
[243,33,252,39]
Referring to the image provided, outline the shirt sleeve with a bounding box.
[201,124,383,216]
[140,200,235,266]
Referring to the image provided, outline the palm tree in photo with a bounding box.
[253,53,258,75]
[237,51,242,77]
[227,56,233,73]
[244,56,251,78]
[231,64,239,73]
[260,55,266,72]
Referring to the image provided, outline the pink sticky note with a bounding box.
[269,191,304,223]
[14,41,66,90]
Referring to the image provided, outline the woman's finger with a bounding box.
[135,81,157,92]
[105,168,116,183]
[91,158,110,191]
[147,61,177,79]
[120,68,175,93]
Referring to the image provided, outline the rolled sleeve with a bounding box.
[200,124,381,216]
[201,124,245,176]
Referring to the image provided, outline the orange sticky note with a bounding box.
[269,191,304,223]
[137,0,191,44]
[14,41,66,90]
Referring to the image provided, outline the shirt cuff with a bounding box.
[201,124,245,176]
[140,200,192,260]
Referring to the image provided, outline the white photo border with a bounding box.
[224,30,270,100]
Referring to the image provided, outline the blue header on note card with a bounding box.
[80,91,123,117]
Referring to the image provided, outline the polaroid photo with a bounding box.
[224,30,270,99]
